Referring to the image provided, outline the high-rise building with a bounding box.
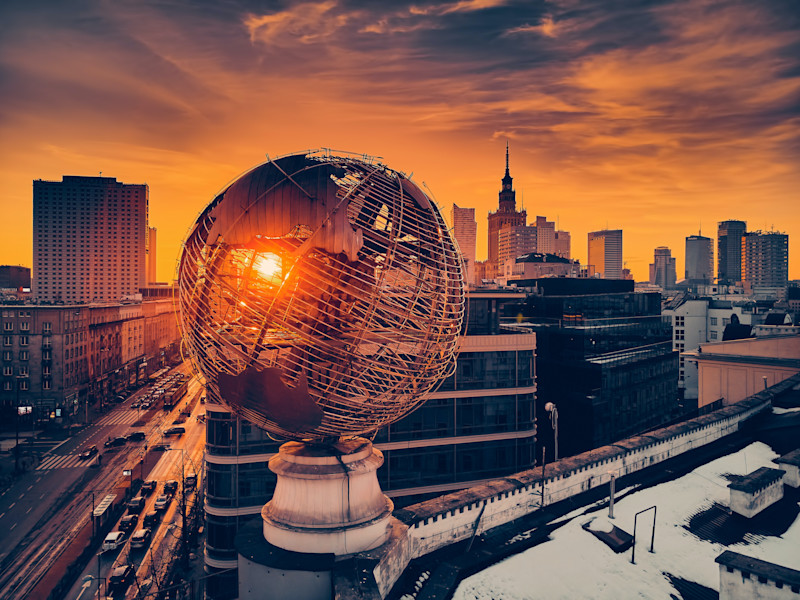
[487,144,526,278]
[742,231,789,287]
[146,227,158,284]
[717,220,747,284]
[33,176,148,303]
[0,266,31,289]
[533,216,555,254]
[587,229,623,279]
[498,225,536,278]
[554,230,571,259]
[685,234,713,283]
[451,205,477,286]
[649,246,676,289]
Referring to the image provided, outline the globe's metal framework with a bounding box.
[178,150,465,441]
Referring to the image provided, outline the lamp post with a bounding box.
[165,447,188,568]
[545,402,559,462]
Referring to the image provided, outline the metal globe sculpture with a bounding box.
[178,150,465,442]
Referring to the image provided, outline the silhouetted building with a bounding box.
[685,234,713,283]
[511,252,581,280]
[0,266,31,289]
[717,220,747,284]
[33,176,148,303]
[587,229,623,279]
[554,230,571,259]
[451,204,477,286]
[509,279,677,457]
[487,144,526,278]
[649,246,676,289]
[742,230,789,288]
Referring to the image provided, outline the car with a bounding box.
[78,445,98,460]
[130,400,141,409]
[127,431,146,441]
[164,426,185,436]
[114,395,127,404]
[200,395,206,404]
[104,436,127,448]
[143,510,160,528]
[119,514,138,532]
[108,565,134,593]
[127,496,145,514]
[171,417,185,425]
[130,528,152,549]
[151,443,169,452]
[184,473,197,488]
[102,531,126,551]
[154,495,170,512]
[141,480,157,496]
[163,480,179,495]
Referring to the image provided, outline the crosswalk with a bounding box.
[94,410,142,427]
[36,454,90,470]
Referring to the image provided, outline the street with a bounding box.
[0,362,207,600]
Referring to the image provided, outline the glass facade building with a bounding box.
[203,290,536,598]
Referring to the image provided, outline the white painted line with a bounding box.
[27,485,33,491]
[9,503,15,509]
[0,512,4,519]
[40,493,45,499]
[18,494,24,500]
[26,507,32,514]
[10,523,16,530]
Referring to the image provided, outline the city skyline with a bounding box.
[1,0,798,282]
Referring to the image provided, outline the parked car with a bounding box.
[141,480,157,496]
[130,528,152,549]
[164,426,185,436]
[143,510,160,528]
[127,496,145,514]
[119,514,138,532]
[127,431,146,441]
[78,445,98,460]
[163,480,179,496]
[108,565,134,593]
[102,531,126,551]
[154,495,170,512]
[185,473,197,488]
[130,400,141,409]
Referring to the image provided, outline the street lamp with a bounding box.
[545,402,559,462]
[164,447,189,568]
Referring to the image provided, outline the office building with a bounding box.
[146,227,158,284]
[203,290,537,598]
[451,205,477,286]
[32,176,148,303]
[487,145,526,278]
[742,231,789,288]
[497,225,536,278]
[554,230,571,259]
[0,266,31,290]
[717,220,747,284]
[685,234,713,283]
[587,229,623,279]
[533,216,555,254]
[511,253,581,280]
[649,246,676,289]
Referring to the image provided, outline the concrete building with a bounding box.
[487,145,526,279]
[32,176,148,303]
[450,205,477,286]
[0,266,31,290]
[146,227,158,284]
[649,246,676,289]
[742,230,789,288]
[532,216,555,255]
[203,290,537,598]
[684,334,800,410]
[685,234,713,283]
[587,229,623,280]
[716,551,800,600]
[0,299,179,430]
[509,252,581,280]
[717,220,747,284]
[554,230,571,259]
[728,467,785,518]
[497,225,536,279]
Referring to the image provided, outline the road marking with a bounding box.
[9,503,15,509]
[26,507,32,514]
[27,485,33,491]
[10,523,16,530]
[40,493,46,499]
[18,494,24,499]
[0,512,4,519]
[36,477,41,482]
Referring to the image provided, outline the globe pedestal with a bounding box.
[262,437,393,555]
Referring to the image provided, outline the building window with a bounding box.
[43,366,51,375]
[19,350,28,361]
[20,322,30,332]
[723,318,730,326]
[19,365,28,376]
[710,331,718,340]
[2,366,11,376]
[3,381,11,391]
[19,336,28,346]
[2,351,11,361]
[3,322,12,331]
[19,380,28,391]
[710,317,717,326]
[3,336,10,346]
[43,322,52,334]
[43,379,51,390]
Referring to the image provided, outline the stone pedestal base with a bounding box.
[262,437,393,556]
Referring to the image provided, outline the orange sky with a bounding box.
[0,0,798,283]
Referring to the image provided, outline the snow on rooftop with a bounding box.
[453,442,800,600]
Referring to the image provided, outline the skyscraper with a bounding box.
[451,204,477,286]
[33,176,148,302]
[497,225,536,277]
[649,246,676,289]
[487,144,526,278]
[742,231,789,287]
[717,220,747,284]
[533,216,555,254]
[587,229,623,279]
[554,230,571,259]
[685,234,713,283]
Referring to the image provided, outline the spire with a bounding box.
[505,140,510,176]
